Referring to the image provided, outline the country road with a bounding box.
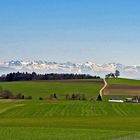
[99,78,107,99]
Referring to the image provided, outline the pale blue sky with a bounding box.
[0,0,140,64]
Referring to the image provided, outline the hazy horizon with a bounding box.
[0,0,140,65]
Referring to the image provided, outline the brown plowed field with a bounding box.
[106,84,140,90]
[104,84,140,96]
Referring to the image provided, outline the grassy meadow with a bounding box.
[0,79,139,139]
[106,78,140,85]
[0,79,103,100]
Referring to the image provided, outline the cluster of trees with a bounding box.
[0,72,100,82]
[39,94,57,100]
[0,87,32,99]
[39,93,87,101]
[65,94,86,100]
[105,70,120,78]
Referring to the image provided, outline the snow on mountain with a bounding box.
[0,60,139,78]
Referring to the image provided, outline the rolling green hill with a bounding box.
[0,79,103,100]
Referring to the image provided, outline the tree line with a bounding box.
[0,72,100,82]
[39,93,87,101]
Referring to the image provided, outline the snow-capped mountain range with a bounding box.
[0,60,140,78]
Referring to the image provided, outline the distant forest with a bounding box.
[0,72,100,82]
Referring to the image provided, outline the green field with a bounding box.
[106,78,140,86]
[0,79,140,139]
[0,79,103,100]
